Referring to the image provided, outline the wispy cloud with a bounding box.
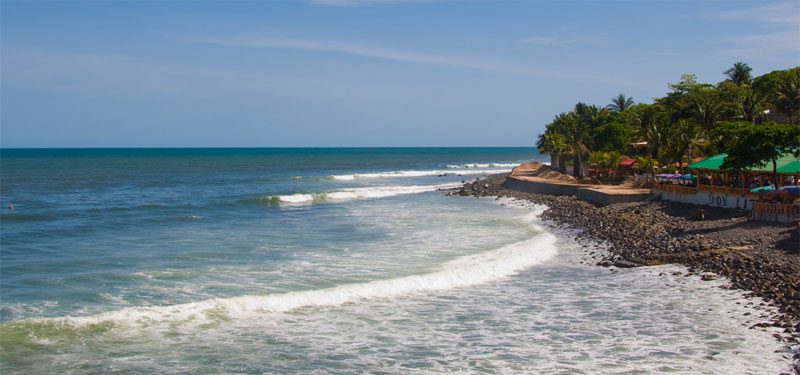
[702,1,800,25]
[311,0,432,6]
[520,36,560,46]
[649,51,684,57]
[702,1,800,60]
[720,30,800,59]
[0,47,291,98]
[520,32,606,47]
[182,34,656,89]
[186,34,544,76]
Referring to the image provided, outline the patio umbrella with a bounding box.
[779,186,800,194]
[750,186,775,193]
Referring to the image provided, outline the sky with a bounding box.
[1,0,798,148]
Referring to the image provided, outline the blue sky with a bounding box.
[1,0,798,148]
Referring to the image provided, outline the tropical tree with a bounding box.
[567,105,597,178]
[634,155,656,174]
[675,119,702,171]
[724,62,753,86]
[606,93,635,113]
[770,71,800,124]
[713,121,800,183]
[589,151,625,177]
[592,121,632,152]
[690,87,725,133]
[536,128,571,173]
[642,118,671,177]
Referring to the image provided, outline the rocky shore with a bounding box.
[453,173,800,360]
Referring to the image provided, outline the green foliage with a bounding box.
[712,122,800,176]
[588,151,625,176]
[770,70,800,123]
[723,62,753,86]
[674,119,703,169]
[606,93,634,113]
[592,122,632,152]
[536,62,799,179]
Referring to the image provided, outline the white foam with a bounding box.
[35,227,557,328]
[275,193,315,204]
[330,168,510,180]
[446,163,520,169]
[267,183,461,205]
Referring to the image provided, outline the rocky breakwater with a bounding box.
[454,172,800,350]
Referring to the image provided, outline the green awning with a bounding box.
[687,152,800,174]
[686,154,727,170]
[777,160,800,174]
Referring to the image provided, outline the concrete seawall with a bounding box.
[503,176,654,206]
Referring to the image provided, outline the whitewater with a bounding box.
[0,148,792,374]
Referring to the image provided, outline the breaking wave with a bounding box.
[446,163,520,169]
[330,168,511,181]
[9,212,555,330]
[261,183,461,205]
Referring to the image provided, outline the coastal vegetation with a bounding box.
[536,63,800,178]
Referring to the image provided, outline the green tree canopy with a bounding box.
[606,93,634,113]
[712,121,800,180]
[724,62,753,86]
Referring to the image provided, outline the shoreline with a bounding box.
[454,172,800,366]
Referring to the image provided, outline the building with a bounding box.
[653,152,800,222]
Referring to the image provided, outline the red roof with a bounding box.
[619,159,637,166]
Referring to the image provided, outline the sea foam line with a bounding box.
[22,213,556,329]
[446,163,520,169]
[330,168,511,181]
[265,183,461,205]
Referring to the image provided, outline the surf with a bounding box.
[260,183,462,205]
[329,168,511,181]
[2,215,556,332]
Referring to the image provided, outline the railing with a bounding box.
[726,187,748,196]
[696,184,749,196]
[655,185,697,195]
[752,202,800,216]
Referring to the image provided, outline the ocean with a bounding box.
[0,148,790,374]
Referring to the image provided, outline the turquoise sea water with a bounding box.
[0,148,791,374]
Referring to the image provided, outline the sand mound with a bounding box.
[577,177,603,185]
[511,162,577,183]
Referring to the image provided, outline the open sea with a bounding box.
[0,148,792,374]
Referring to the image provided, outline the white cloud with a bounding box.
[702,2,800,60]
[186,34,546,76]
[182,34,656,89]
[703,2,800,25]
[720,30,800,59]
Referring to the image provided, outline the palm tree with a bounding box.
[589,150,624,177]
[676,119,702,171]
[536,129,571,173]
[606,93,635,113]
[737,91,760,122]
[771,73,800,124]
[724,62,753,86]
[634,155,656,175]
[564,116,592,178]
[692,89,724,133]
[643,120,670,177]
